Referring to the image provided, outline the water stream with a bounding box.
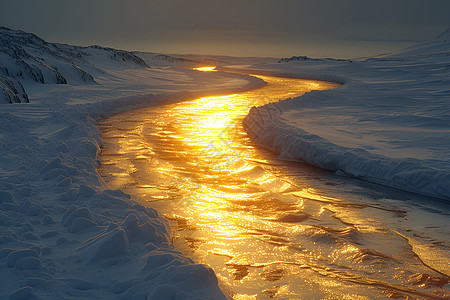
[98,70,449,299]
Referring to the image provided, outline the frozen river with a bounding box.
[99,71,449,299]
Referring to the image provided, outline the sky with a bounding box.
[1,0,450,58]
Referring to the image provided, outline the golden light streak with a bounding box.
[99,74,446,298]
[193,66,217,72]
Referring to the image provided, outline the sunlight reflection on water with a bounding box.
[193,66,217,72]
[99,72,449,299]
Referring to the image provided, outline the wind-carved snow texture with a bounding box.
[0,26,149,104]
[0,27,268,299]
[0,108,229,298]
[0,76,28,103]
[244,28,450,201]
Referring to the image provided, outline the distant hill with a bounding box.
[278,28,450,63]
[0,26,151,104]
[278,56,352,63]
[365,27,450,61]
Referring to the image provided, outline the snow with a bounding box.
[1,24,449,299]
[242,28,450,201]
[0,27,265,299]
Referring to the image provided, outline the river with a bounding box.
[98,69,449,299]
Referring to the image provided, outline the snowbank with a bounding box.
[0,28,266,299]
[243,29,450,201]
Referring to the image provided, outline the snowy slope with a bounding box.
[243,29,450,201]
[0,28,265,299]
[0,26,151,103]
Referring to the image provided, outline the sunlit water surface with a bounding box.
[99,71,449,299]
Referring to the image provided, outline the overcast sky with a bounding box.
[1,0,449,58]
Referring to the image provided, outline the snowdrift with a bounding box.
[244,28,450,201]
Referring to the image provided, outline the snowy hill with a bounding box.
[0,26,150,104]
[243,28,450,201]
[365,27,450,60]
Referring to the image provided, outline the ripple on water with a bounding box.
[99,73,450,299]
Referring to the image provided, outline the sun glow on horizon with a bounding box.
[193,66,217,72]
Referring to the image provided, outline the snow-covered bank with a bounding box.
[243,29,450,201]
[0,27,265,299]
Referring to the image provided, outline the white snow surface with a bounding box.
[1,25,449,299]
[243,29,450,201]
[0,28,265,299]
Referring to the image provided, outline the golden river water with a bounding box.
[99,70,449,299]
